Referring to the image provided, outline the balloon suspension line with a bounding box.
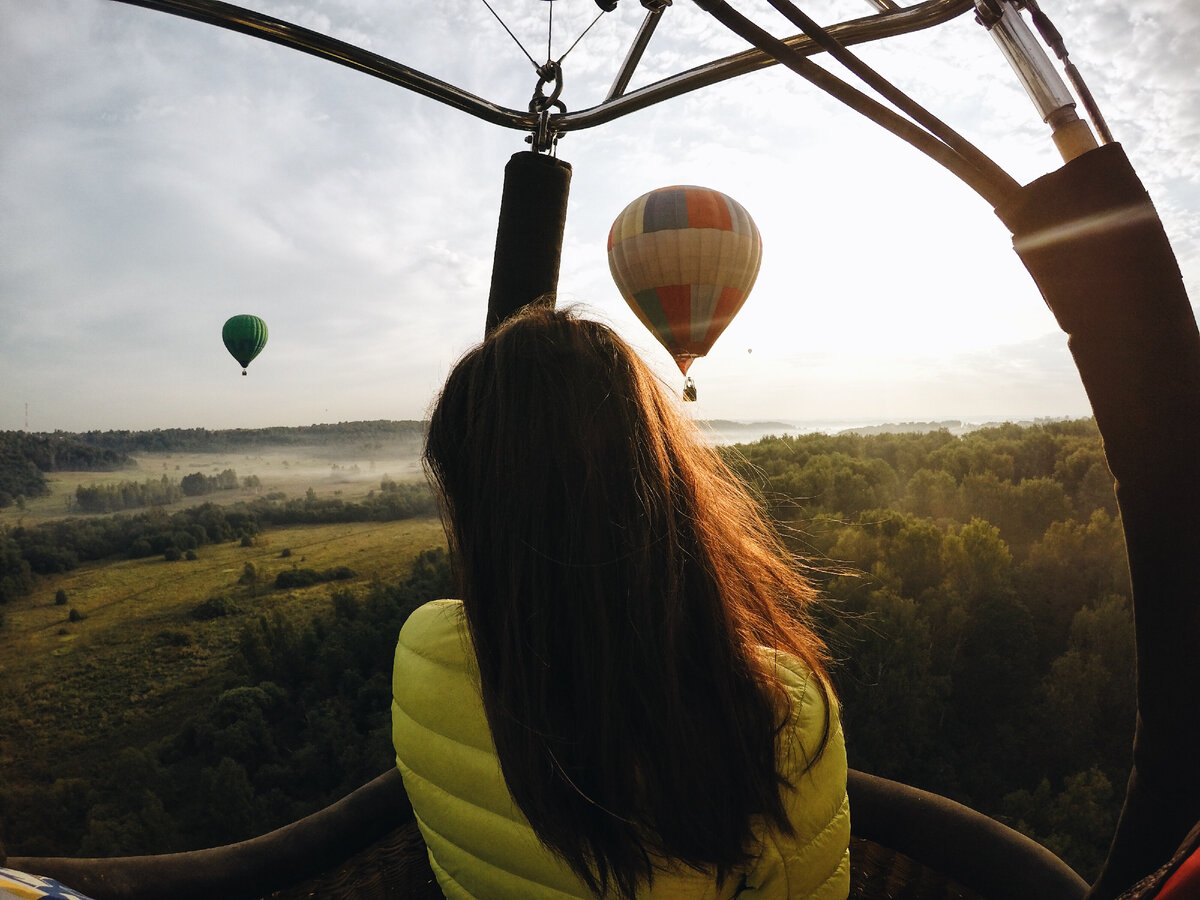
[527,1,608,154]
[691,0,1022,208]
[476,0,540,68]
[474,0,607,154]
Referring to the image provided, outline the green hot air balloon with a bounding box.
[222,315,268,376]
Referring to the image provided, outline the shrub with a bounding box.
[274,568,320,590]
[164,547,182,562]
[238,563,258,586]
[273,567,357,590]
[68,608,85,623]
[191,596,238,621]
[55,589,68,606]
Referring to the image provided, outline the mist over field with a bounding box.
[135,444,427,493]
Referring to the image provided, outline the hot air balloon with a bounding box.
[222,315,268,376]
[607,185,762,399]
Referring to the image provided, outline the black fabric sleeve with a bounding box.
[996,143,1200,900]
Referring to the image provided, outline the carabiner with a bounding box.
[528,61,566,153]
[530,60,565,113]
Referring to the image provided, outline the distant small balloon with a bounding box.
[222,315,268,376]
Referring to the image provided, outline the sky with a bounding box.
[2,0,1198,432]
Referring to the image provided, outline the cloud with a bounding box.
[0,0,1195,431]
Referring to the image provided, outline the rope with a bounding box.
[477,0,539,69]
[556,9,608,66]
[476,0,607,73]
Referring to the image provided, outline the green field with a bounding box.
[0,516,445,784]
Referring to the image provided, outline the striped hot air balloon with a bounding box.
[607,185,762,377]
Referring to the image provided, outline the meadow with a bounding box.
[0,513,445,790]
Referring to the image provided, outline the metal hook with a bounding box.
[527,61,566,152]
[530,60,564,112]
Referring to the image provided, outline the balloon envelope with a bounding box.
[607,185,761,375]
[222,315,268,373]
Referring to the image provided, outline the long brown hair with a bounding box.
[424,305,832,897]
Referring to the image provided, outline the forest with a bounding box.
[63,420,426,454]
[0,432,130,508]
[722,418,1130,878]
[0,418,1132,881]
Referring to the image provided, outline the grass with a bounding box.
[0,516,446,784]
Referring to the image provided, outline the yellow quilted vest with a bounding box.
[392,600,850,899]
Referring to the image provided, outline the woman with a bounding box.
[392,306,849,899]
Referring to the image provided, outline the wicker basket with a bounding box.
[264,824,983,899]
[10,769,1082,899]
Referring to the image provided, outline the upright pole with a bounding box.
[485,151,572,334]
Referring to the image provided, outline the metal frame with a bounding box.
[109,0,975,135]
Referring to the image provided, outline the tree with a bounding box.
[1039,594,1135,780]
[1001,767,1117,881]
[943,518,1013,603]
[903,467,960,520]
[0,532,34,603]
[1016,509,1131,657]
[180,472,210,496]
[949,590,1039,803]
[239,562,259,597]
[885,517,945,599]
[836,588,946,787]
[55,588,68,605]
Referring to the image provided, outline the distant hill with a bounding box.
[836,420,963,436]
[836,417,1072,437]
[701,419,797,433]
[66,420,427,454]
